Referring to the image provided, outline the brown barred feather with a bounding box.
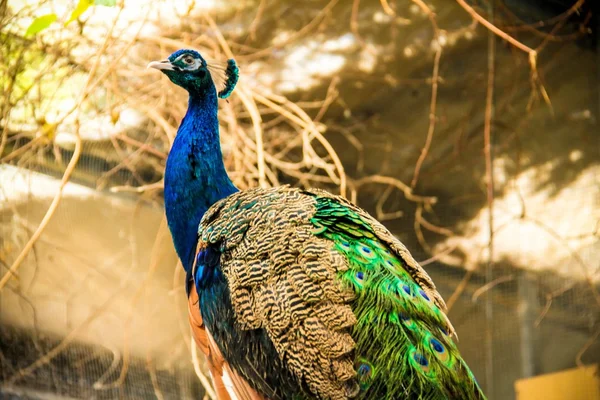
[195,185,451,399]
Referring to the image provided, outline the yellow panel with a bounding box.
[515,365,600,400]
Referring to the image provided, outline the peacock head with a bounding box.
[148,49,239,99]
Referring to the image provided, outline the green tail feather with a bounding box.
[310,196,486,399]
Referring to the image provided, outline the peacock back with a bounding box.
[191,185,485,400]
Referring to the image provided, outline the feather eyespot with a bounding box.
[356,360,375,390]
[357,245,377,260]
[419,289,430,301]
[410,350,432,375]
[356,271,365,280]
[429,336,450,363]
[402,285,412,295]
[430,338,444,353]
[413,352,429,367]
[357,363,371,376]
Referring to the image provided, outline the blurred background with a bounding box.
[0,0,598,399]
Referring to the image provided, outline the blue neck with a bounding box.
[164,89,237,271]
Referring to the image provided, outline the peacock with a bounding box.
[148,49,486,400]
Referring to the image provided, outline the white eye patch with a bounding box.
[174,54,204,70]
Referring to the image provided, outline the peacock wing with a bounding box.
[197,186,484,400]
[198,186,361,399]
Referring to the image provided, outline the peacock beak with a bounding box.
[147,60,174,71]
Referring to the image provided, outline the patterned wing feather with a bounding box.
[196,186,485,400]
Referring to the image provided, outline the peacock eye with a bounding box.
[183,56,194,64]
